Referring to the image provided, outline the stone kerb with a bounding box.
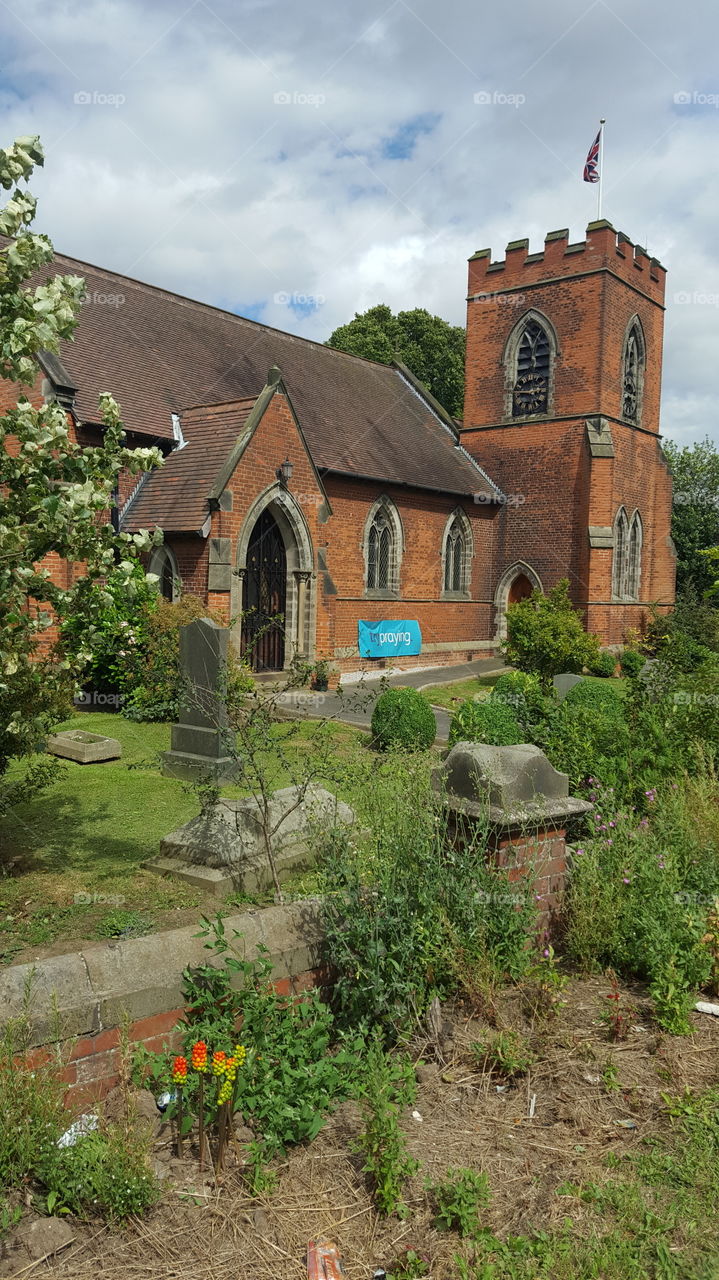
[0,900,324,1054]
[433,742,592,933]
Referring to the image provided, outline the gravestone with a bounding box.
[149,784,355,897]
[46,729,121,764]
[161,617,238,781]
[553,672,584,701]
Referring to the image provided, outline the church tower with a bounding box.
[460,220,676,643]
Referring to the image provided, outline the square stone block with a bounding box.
[46,730,122,763]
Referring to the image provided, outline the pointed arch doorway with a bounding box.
[241,509,287,671]
[494,560,543,640]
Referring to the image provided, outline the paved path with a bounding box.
[272,657,507,743]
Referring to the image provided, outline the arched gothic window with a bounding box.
[622,320,645,424]
[365,497,402,594]
[612,507,642,600]
[149,545,180,602]
[441,510,473,595]
[627,511,642,599]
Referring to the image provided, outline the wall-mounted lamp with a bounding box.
[278,457,293,486]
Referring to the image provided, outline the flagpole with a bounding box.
[597,119,605,220]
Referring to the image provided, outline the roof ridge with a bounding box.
[49,247,402,376]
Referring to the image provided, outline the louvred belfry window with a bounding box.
[512,320,550,417]
[622,327,643,422]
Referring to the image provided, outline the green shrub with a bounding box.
[590,651,618,677]
[371,687,436,751]
[565,780,717,1029]
[502,580,601,686]
[122,595,253,722]
[448,698,522,747]
[544,692,629,791]
[60,559,158,702]
[491,670,554,738]
[563,679,622,711]
[321,754,532,1041]
[620,649,645,678]
[0,1029,158,1221]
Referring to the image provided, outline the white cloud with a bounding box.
[0,0,716,445]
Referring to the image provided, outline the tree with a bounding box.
[327,304,465,418]
[502,580,601,686]
[664,438,719,597]
[0,136,162,811]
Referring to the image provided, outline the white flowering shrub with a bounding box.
[0,137,162,807]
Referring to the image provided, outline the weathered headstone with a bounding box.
[553,672,584,701]
[149,784,354,897]
[46,729,121,763]
[161,617,237,781]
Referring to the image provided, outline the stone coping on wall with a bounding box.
[0,900,324,1051]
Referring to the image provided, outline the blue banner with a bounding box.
[358,619,422,659]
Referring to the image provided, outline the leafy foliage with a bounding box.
[327,303,465,417]
[172,917,357,1158]
[589,651,618,677]
[120,594,253,722]
[619,648,645,678]
[321,754,532,1041]
[428,1166,491,1238]
[502,580,601,686]
[664,437,719,595]
[565,781,717,1031]
[371,687,436,751]
[355,1036,419,1217]
[448,698,522,747]
[0,135,161,804]
[0,1026,157,1221]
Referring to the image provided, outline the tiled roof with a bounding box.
[122,399,258,532]
[30,249,500,510]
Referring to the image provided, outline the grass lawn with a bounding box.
[0,710,369,964]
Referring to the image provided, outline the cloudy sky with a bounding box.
[0,0,716,444]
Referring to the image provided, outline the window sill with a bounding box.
[364,588,399,601]
[441,590,471,601]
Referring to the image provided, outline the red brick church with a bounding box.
[11,218,675,675]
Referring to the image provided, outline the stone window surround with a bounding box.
[148,543,181,602]
[440,506,474,599]
[612,505,643,601]
[502,307,559,423]
[362,494,404,599]
[621,314,646,427]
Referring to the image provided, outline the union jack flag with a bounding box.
[583,128,601,183]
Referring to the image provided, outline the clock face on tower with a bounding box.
[512,371,548,416]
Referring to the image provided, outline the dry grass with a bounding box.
[32,974,719,1280]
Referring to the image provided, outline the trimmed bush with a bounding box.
[448,698,522,748]
[371,687,436,751]
[620,648,645,678]
[589,651,617,678]
[490,670,543,709]
[562,678,622,712]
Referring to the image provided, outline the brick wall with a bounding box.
[461,221,675,642]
